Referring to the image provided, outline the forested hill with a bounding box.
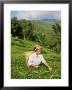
[11,17,61,52]
[31,19,60,34]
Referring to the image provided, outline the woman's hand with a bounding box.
[43,60,52,71]
[48,66,52,72]
[35,65,39,68]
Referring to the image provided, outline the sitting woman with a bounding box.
[28,44,52,71]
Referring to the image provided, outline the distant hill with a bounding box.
[31,19,61,35]
[31,19,60,23]
[40,19,60,22]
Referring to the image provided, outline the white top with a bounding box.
[28,52,45,65]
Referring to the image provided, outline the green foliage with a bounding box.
[11,38,61,79]
[11,17,61,53]
[31,20,55,34]
[52,23,61,52]
[52,23,61,34]
[11,17,23,39]
[11,18,61,79]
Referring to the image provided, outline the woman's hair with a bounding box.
[33,44,42,51]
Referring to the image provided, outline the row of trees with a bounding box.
[11,17,39,41]
[11,17,61,52]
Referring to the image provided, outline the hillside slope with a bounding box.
[11,38,61,79]
[31,20,60,34]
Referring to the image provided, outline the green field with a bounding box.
[32,20,55,34]
[11,37,61,79]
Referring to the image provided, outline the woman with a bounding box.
[28,45,52,71]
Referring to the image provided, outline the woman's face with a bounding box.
[36,47,41,55]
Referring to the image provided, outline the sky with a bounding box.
[11,11,61,20]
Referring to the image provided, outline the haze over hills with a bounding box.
[31,19,60,22]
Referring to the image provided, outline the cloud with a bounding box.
[16,11,49,20]
[11,11,61,20]
[48,11,61,20]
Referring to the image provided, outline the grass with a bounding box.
[32,20,57,34]
[11,37,61,79]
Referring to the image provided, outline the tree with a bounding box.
[11,17,23,39]
[52,23,61,52]
[52,23,61,34]
[20,20,33,40]
[11,17,18,36]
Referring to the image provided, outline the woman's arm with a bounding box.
[43,60,52,71]
[41,55,52,71]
